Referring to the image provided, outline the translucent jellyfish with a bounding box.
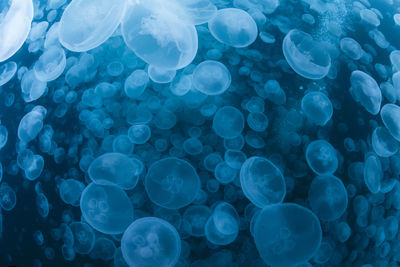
[240,156,286,208]
[381,104,400,141]
[205,202,240,245]
[59,0,127,52]
[0,61,17,86]
[247,112,269,132]
[24,154,44,181]
[183,205,211,237]
[18,107,46,143]
[215,161,237,184]
[0,0,34,62]
[390,50,400,71]
[20,70,47,102]
[301,91,333,126]
[59,179,84,207]
[350,70,381,115]
[308,175,348,221]
[282,29,331,80]
[305,140,338,175]
[0,183,16,211]
[360,8,380,27]
[128,124,151,145]
[80,183,134,235]
[372,127,399,157]
[91,237,116,261]
[177,0,217,25]
[33,46,66,82]
[213,106,245,139]
[145,157,200,209]
[121,217,181,267]
[0,125,8,150]
[208,8,258,48]
[254,203,322,267]
[124,70,149,99]
[340,37,363,60]
[36,193,49,218]
[192,60,231,95]
[70,221,95,254]
[261,80,286,105]
[88,152,140,190]
[121,1,198,70]
[148,65,176,84]
[364,154,382,194]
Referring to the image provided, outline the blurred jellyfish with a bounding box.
[192,60,231,95]
[305,140,338,175]
[301,91,333,126]
[350,70,381,115]
[0,61,17,86]
[213,106,245,139]
[70,221,95,254]
[0,183,16,211]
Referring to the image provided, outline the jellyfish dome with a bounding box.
[381,104,400,142]
[0,0,34,62]
[145,157,200,209]
[282,29,331,80]
[254,203,322,267]
[305,140,338,175]
[192,60,231,96]
[121,217,181,267]
[301,91,333,126]
[350,70,381,115]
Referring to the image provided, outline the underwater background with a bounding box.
[1,0,400,266]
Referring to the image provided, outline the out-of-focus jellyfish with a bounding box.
[70,221,95,254]
[88,153,140,190]
[308,175,348,221]
[192,60,231,95]
[80,183,134,235]
[381,104,400,142]
[145,157,200,209]
[364,154,382,194]
[33,46,66,82]
[282,29,331,80]
[0,0,34,62]
[121,217,181,267]
[350,70,381,115]
[124,70,149,99]
[59,0,127,52]
[372,127,399,157]
[254,203,322,267]
[205,202,239,245]
[0,183,16,211]
[340,37,363,60]
[305,140,338,175]
[301,91,333,126]
[128,124,151,145]
[0,61,17,86]
[183,205,211,237]
[240,156,286,208]
[36,193,49,218]
[59,179,84,207]
[208,8,258,48]
[0,125,8,150]
[213,106,245,139]
[18,106,46,143]
[148,65,176,84]
[20,70,47,102]
[91,237,116,261]
[24,154,44,181]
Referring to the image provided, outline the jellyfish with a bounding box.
[183,205,212,237]
[124,70,149,99]
[0,61,17,86]
[59,179,84,207]
[0,183,16,211]
[192,60,231,96]
[213,106,245,139]
[128,124,151,145]
[364,154,382,194]
[350,70,381,115]
[70,221,95,254]
[205,202,239,245]
[305,140,338,175]
[33,46,66,82]
[301,91,333,126]
[372,127,399,157]
[381,104,400,142]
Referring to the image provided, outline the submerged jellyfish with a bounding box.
[0,183,16,211]
[0,0,34,62]
[350,70,381,115]
[192,60,231,95]
[20,70,47,103]
[121,217,181,267]
[364,154,382,194]
[183,205,212,237]
[301,91,333,126]
[80,183,134,235]
[18,107,46,143]
[372,127,399,157]
[70,221,95,255]
[208,8,258,48]
[59,0,127,52]
[381,104,400,142]
[254,203,322,267]
[145,157,200,209]
[33,46,66,82]
[305,140,338,175]
[240,157,286,208]
[59,179,84,207]
[213,106,245,139]
[308,175,348,221]
[0,61,17,86]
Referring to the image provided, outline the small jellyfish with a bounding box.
[59,0,127,52]
[301,91,333,126]
[372,127,399,157]
[350,70,381,115]
[215,161,237,184]
[24,154,44,181]
[0,125,8,150]
[305,140,338,175]
[121,217,181,267]
[254,203,322,267]
[0,183,16,211]
[33,46,66,82]
[80,183,134,235]
[340,37,363,60]
[18,107,46,143]
[36,193,49,218]
[192,60,231,96]
[88,152,140,190]
[381,104,400,142]
[148,65,176,84]
[208,8,258,48]
[205,202,239,245]
[183,205,211,237]
[213,106,244,139]
[20,70,47,102]
[70,221,95,254]
[240,156,286,208]
[364,154,382,194]
[145,157,200,209]
[261,80,286,105]
[59,179,84,207]
[124,70,149,99]
[0,61,17,86]
[308,175,348,221]
[91,237,116,261]
[128,124,151,145]
[282,29,331,80]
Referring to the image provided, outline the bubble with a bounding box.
[305,140,338,175]
[192,60,231,96]
[213,106,245,139]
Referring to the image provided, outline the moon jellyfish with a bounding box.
[0,183,16,211]
[305,140,338,175]
[59,0,127,52]
[350,70,381,115]
[121,1,198,70]
[205,202,240,245]
[340,37,363,61]
[18,106,46,143]
[178,0,217,25]
[381,104,400,142]
[0,125,8,150]
[145,157,200,209]
[59,179,84,207]
[282,29,331,80]
[301,91,333,126]
[213,106,245,139]
[308,175,348,221]
[192,60,231,96]
[148,65,176,84]
[33,46,66,82]
[364,154,382,194]
[240,157,286,208]
[183,205,211,237]
[208,8,258,48]
[124,70,149,99]
[254,203,322,267]
[91,237,116,261]
[372,127,399,157]
[0,0,34,62]
[88,153,140,190]
[128,124,151,145]
[20,70,47,102]
[70,221,95,254]
[0,61,17,86]
[121,217,181,267]
[80,183,134,235]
